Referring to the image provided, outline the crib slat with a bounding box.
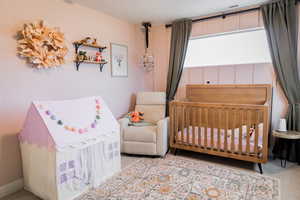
[239,110,243,155]
[246,110,251,155]
[174,104,179,145]
[192,107,196,146]
[211,109,214,150]
[254,110,259,156]
[231,109,235,153]
[217,110,221,151]
[198,108,202,147]
[181,105,185,144]
[224,110,228,152]
[186,106,190,145]
[204,108,208,150]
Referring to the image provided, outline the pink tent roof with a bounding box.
[19,96,119,151]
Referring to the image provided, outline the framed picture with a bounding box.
[110,43,128,77]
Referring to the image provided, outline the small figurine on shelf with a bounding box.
[92,38,97,46]
[77,51,87,61]
[80,37,92,44]
[95,52,102,62]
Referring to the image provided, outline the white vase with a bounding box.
[278,118,287,132]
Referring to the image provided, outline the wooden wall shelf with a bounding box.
[73,41,107,71]
[74,59,108,71]
[73,42,107,52]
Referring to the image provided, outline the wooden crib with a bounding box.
[169,84,271,173]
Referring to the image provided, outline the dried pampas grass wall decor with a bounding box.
[16,20,68,69]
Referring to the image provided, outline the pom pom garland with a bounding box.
[37,99,101,134]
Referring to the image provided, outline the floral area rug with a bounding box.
[77,155,280,200]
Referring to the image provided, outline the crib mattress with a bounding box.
[176,126,263,154]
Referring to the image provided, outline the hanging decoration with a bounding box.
[16,20,68,69]
[38,99,101,134]
[141,22,154,72]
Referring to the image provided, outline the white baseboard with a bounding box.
[0,179,24,199]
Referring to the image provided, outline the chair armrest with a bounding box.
[118,117,130,127]
[118,118,130,151]
[156,117,169,156]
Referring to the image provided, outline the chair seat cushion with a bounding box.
[123,126,157,143]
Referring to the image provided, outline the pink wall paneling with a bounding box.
[187,67,204,84]
[235,64,254,84]
[258,10,264,27]
[253,63,274,84]
[191,21,204,38]
[201,18,224,36]
[178,63,272,86]
[202,66,219,84]
[222,15,239,32]
[239,10,260,29]
[218,65,236,84]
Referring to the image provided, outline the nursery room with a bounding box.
[1,0,300,199]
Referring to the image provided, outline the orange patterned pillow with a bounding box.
[128,111,144,123]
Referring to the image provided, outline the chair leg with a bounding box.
[161,149,169,159]
[258,163,263,174]
[166,148,170,155]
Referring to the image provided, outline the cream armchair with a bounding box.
[119,92,169,157]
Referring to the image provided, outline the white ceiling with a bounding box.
[67,0,269,25]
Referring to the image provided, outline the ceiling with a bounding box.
[67,0,269,25]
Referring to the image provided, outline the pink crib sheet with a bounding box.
[177,126,263,154]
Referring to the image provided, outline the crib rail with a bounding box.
[169,101,270,163]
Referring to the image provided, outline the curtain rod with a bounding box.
[165,0,300,28]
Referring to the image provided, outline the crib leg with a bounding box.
[258,163,263,174]
[171,148,178,156]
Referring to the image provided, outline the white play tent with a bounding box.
[19,96,121,200]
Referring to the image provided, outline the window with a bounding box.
[184,28,272,68]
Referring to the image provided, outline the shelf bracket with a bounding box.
[99,63,105,72]
[75,61,83,71]
[74,43,82,54]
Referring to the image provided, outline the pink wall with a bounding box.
[0,0,151,186]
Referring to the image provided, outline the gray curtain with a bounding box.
[166,19,192,115]
[262,0,300,131]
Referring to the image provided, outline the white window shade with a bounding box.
[184,29,272,68]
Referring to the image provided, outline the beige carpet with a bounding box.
[76,154,280,200]
[3,151,300,200]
